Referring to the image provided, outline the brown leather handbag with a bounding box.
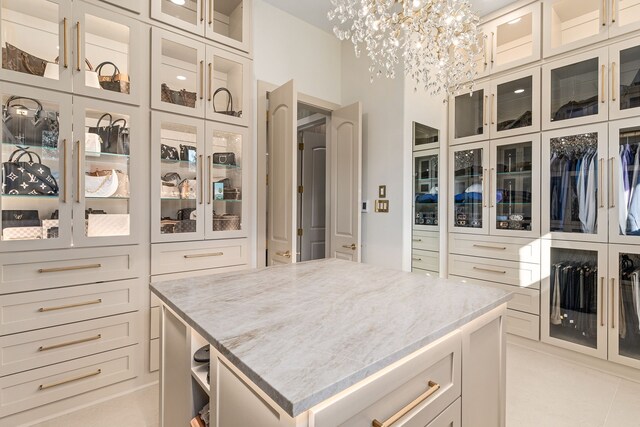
[161,83,196,107]
[96,62,130,94]
[2,43,49,76]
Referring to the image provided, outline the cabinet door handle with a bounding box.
[62,139,67,203]
[483,95,488,126]
[39,334,102,352]
[473,266,506,274]
[610,157,616,208]
[209,0,213,25]
[482,168,488,208]
[611,0,616,23]
[611,278,616,329]
[63,18,68,69]
[76,21,81,71]
[372,381,440,427]
[207,155,212,205]
[199,60,204,100]
[483,35,488,68]
[600,277,605,326]
[490,32,495,64]
[490,167,495,207]
[490,94,495,125]
[602,0,607,26]
[39,299,102,313]
[611,61,617,101]
[412,238,422,242]
[184,252,224,259]
[601,64,606,103]
[276,250,291,259]
[412,257,422,262]
[200,0,205,22]
[75,140,81,203]
[599,157,604,208]
[38,263,101,274]
[199,154,204,204]
[473,244,506,250]
[39,369,101,391]
[208,62,213,102]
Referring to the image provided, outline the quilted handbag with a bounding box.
[88,113,130,155]
[95,62,130,94]
[2,147,59,195]
[175,220,196,233]
[161,144,179,161]
[212,214,240,231]
[2,226,42,240]
[85,169,119,198]
[87,214,129,237]
[161,83,196,108]
[2,96,60,147]
[2,43,48,76]
[213,88,242,117]
[212,152,236,166]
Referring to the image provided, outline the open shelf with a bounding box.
[191,364,210,397]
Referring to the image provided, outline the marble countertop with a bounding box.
[151,259,511,417]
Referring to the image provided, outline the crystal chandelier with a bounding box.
[328,0,483,96]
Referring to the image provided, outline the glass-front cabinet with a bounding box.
[490,68,541,138]
[542,48,609,130]
[541,240,608,360]
[449,142,487,234]
[609,37,640,120]
[542,123,608,242]
[449,83,489,145]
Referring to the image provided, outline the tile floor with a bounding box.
[32,343,640,427]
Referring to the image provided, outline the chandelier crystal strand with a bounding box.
[328,0,483,96]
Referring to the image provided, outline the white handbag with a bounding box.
[87,214,130,237]
[2,227,42,240]
[85,133,102,155]
[161,182,180,199]
[85,169,119,198]
[180,179,197,200]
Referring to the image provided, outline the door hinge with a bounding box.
[298,185,304,194]
[297,228,303,236]
[298,142,304,151]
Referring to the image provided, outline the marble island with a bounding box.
[151,259,511,427]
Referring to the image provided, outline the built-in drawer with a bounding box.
[0,246,138,295]
[412,249,439,272]
[428,397,461,427]
[0,279,138,336]
[151,239,248,276]
[310,331,461,427]
[412,231,439,252]
[506,310,540,341]
[448,254,540,289]
[449,234,540,264]
[0,313,138,377]
[450,276,540,314]
[0,345,136,417]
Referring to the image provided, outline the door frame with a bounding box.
[256,80,340,268]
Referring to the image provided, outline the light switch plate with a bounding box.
[375,200,389,213]
[378,185,387,198]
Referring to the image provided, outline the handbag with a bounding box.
[161,173,181,199]
[212,214,241,231]
[213,88,242,117]
[161,83,196,108]
[2,43,48,76]
[223,188,241,200]
[180,145,197,162]
[175,220,196,233]
[85,133,102,155]
[95,62,130,94]
[88,169,129,198]
[2,147,59,195]
[87,214,129,237]
[212,152,236,166]
[180,179,197,200]
[2,96,60,147]
[85,169,119,198]
[88,113,130,155]
[161,144,179,161]
[2,210,40,230]
[177,208,196,220]
[161,172,181,186]
[85,208,107,219]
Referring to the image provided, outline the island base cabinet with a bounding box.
[427,398,461,427]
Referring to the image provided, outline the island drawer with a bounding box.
[0,345,136,417]
[412,249,439,272]
[449,276,540,314]
[0,313,138,377]
[0,246,138,295]
[310,331,461,427]
[412,231,439,252]
[151,239,248,275]
[0,279,138,336]
[448,254,540,289]
[506,310,540,341]
[449,234,541,264]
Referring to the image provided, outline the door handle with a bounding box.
[75,140,81,203]
[198,155,204,204]
[208,62,213,102]
[601,64,606,103]
[599,158,604,208]
[490,167,495,207]
[610,157,616,208]
[200,0,205,22]
[490,32,495,64]
[199,60,204,100]
[39,298,102,312]
[342,244,357,250]
[184,252,223,259]
[473,244,506,250]
[39,369,101,391]
[602,0,607,26]
[38,263,101,273]
[611,61,617,101]
[276,250,291,259]
[209,0,213,25]
[483,95,488,126]
[372,381,440,427]
[207,155,212,205]
[473,266,507,274]
[62,139,67,203]
[611,278,616,329]
[490,94,495,125]
[76,21,81,72]
[39,334,102,352]
[483,168,488,208]
[612,0,616,23]
[63,18,68,69]
[600,277,605,327]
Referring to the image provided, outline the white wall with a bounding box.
[253,0,342,104]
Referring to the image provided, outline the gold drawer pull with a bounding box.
[39,299,102,313]
[473,244,506,250]
[276,250,291,258]
[342,243,357,250]
[184,252,224,259]
[38,263,102,273]
[473,266,507,274]
[39,334,102,352]
[39,369,101,391]
[372,381,440,427]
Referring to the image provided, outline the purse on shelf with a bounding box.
[88,113,130,155]
[212,214,240,231]
[1,210,40,230]
[2,96,60,147]
[161,144,179,161]
[85,169,119,198]
[87,169,129,198]
[213,88,242,117]
[87,214,129,237]
[212,152,236,166]
[85,208,107,219]
[161,83,196,108]
[161,172,181,198]
[180,144,197,162]
[180,179,197,200]
[85,133,102,155]
[175,219,196,233]
[2,147,59,196]
[95,62,130,94]
[2,43,48,76]
[223,188,241,200]
[46,57,100,88]
[177,208,196,220]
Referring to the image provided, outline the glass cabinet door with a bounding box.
[490,3,541,73]
[449,143,488,235]
[490,69,540,138]
[151,28,206,118]
[490,135,540,237]
[449,83,489,145]
[72,98,138,246]
[610,38,640,120]
[0,0,73,92]
[0,84,72,250]
[542,48,608,130]
[73,3,140,104]
[206,46,249,127]
[205,122,247,239]
[542,123,608,242]
[413,122,439,150]
[543,0,607,57]
[206,0,251,54]
[541,241,608,360]
[151,0,205,37]
[414,149,439,231]
[152,112,204,243]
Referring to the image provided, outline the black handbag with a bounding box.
[161,144,179,161]
[2,96,59,147]
[1,210,40,230]
[213,88,242,117]
[212,152,236,166]
[180,144,197,162]
[177,208,196,220]
[88,113,130,155]
[2,147,59,195]
[95,62,130,94]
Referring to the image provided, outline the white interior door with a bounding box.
[329,102,362,262]
[300,129,327,262]
[267,80,297,265]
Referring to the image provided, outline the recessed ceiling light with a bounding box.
[508,17,522,25]
[170,0,186,5]
[514,89,525,94]
[177,75,187,81]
